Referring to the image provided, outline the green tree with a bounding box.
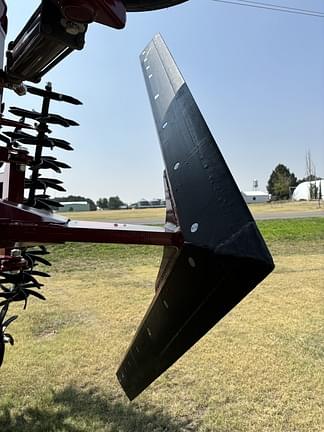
[267,164,297,200]
[54,195,97,211]
[309,183,318,200]
[97,198,108,209]
[108,196,124,210]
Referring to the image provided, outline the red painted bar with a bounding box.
[0,220,182,247]
[0,147,32,204]
[0,199,182,247]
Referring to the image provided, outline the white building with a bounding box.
[59,201,90,212]
[130,198,166,209]
[292,180,324,201]
[241,191,270,204]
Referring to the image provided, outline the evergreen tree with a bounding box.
[267,164,297,200]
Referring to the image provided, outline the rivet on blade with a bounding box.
[174,162,180,170]
[147,327,152,337]
[162,122,168,129]
[163,300,169,309]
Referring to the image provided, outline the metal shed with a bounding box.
[241,191,269,204]
[59,201,90,212]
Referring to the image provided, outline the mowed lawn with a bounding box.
[0,218,323,431]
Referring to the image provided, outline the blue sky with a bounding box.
[3,0,324,203]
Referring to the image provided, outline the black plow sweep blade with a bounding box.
[117,34,275,400]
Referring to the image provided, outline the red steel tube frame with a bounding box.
[0,200,183,248]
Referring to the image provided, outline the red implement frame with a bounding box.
[52,0,126,29]
[0,155,182,249]
[0,201,182,248]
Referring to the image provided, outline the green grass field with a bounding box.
[0,218,323,431]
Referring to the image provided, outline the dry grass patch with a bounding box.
[249,200,323,215]
[58,207,166,223]
[58,201,324,224]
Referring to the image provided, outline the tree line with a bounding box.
[267,163,322,200]
[96,196,125,210]
[54,153,322,206]
[54,195,126,210]
[53,195,97,210]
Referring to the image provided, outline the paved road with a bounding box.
[254,210,324,220]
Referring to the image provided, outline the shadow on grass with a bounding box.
[0,385,191,432]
